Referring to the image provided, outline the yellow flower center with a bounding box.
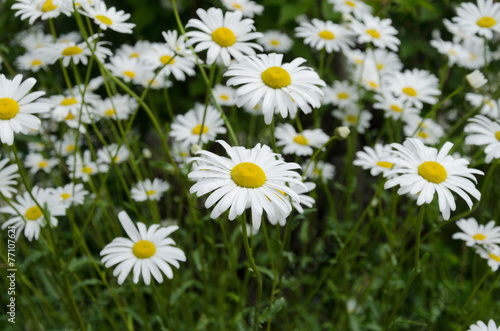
[220,94,229,101]
[376,161,393,168]
[211,27,236,47]
[61,193,71,200]
[160,55,175,65]
[418,161,447,184]
[366,29,380,38]
[38,161,48,168]
[233,3,242,9]
[368,81,378,89]
[66,145,75,153]
[313,168,321,175]
[192,124,208,135]
[123,71,135,78]
[270,40,280,45]
[41,0,57,12]
[231,162,266,188]
[82,166,93,174]
[0,98,20,120]
[318,30,335,40]
[403,87,417,97]
[25,206,42,221]
[489,253,500,262]
[293,135,309,145]
[130,52,139,58]
[61,97,78,106]
[377,63,384,70]
[418,131,429,139]
[346,115,357,123]
[345,0,355,7]
[105,109,116,117]
[337,92,349,99]
[65,112,75,120]
[95,15,112,25]
[147,190,156,196]
[132,240,156,259]
[62,46,83,56]
[473,233,486,241]
[477,17,496,28]
[495,130,500,141]
[390,104,402,113]
[261,67,291,89]
[31,59,42,66]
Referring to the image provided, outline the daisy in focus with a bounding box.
[384,69,441,109]
[294,19,355,53]
[12,0,70,25]
[384,138,484,220]
[349,15,400,51]
[453,0,500,40]
[225,53,325,124]
[80,2,136,34]
[453,218,500,247]
[275,124,329,156]
[353,143,394,176]
[0,155,19,198]
[130,178,171,202]
[100,211,186,285]
[258,30,294,53]
[464,115,500,163]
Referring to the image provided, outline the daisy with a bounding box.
[67,150,107,182]
[275,124,329,156]
[221,0,264,18]
[362,48,403,76]
[0,74,48,145]
[294,19,355,53]
[211,84,237,106]
[162,30,197,61]
[384,69,441,109]
[116,40,152,59]
[468,320,500,331]
[0,155,19,198]
[188,140,305,229]
[0,186,65,241]
[332,106,372,134]
[225,53,325,124]
[24,153,58,174]
[373,92,421,121]
[185,7,263,66]
[258,30,294,53]
[430,38,467,67]
[267,181,316,226]
[15,51,49,72]
[349,15,400,51]
[384,138,484,221]
[457,38,489,69]
[43,93,86,122]
[51,183,89,208]
[93,94,137,121]
[169,103,227,146]
[328,0,372,19]
[11,0,70,25]
[322,80,359,108]
[353,143,394,176]
[465,93,499,118]
[130,178,171,202]
[404,117,445,145]
[453,218,500,247]
[105,55,147,83]
[97,144,130,165]
[16,29,53,51]
[100,211,186,285]
[453,0,500,40]
[81,2,135,34]
[303,160,335,183]
[475,244,500,272]
[142,44,196,81]
[464,115,500,163]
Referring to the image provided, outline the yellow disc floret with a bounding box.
[0,98,20,120]
[132,240,156,259]
[105,109,116,117]
[123,71,135,78]
[477,17,496,28]
[261,67,291,89]
[346,115,357,123]
[489,253,500,262]
[473,233,486,241]
[390,104,403,113]
[293,135,309,145]
[160,55,175,65]
[192,124,208,135]
[418,161,447,184]
[211,27,236,47]
[61,97,78,106]
[376,161,393,168]
[147,190,156,196]
[41,0,57,12]
[337,92,349,99]
[495,130,500,141]
[96,15,112,25]
[231,162,266,188]
[25,206,42,221]
[318,30,335,40]
[366,29,380,38]
[61,193,71,200]
[62,46,83,56]
[403,87,417,97]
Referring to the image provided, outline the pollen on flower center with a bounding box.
[192,124,208,134]
[233,3,242,9]
[391,104,402,113]
[25,206,42,221]
[377,161,393,168]
[220,94,229,100]
[270,40,280,45]
[62,46,83,56]
[38,161,48,168]
[160,55,175,65]
[82,166,93,174]
[61,97,78,106]
[105,109,116,116]
[31,59,42,66]
[61,193,71,200]
[211,27,236,47]
[66,145,75,153]
[41,0,57,12]
[147,190,156,196]
[96,15,113,25]
[0,98,20,120]
[495,130,500,141]
[231,162,266,188]
[477,16,496,28]
[418,131,429,139]
[123,71,135,78]
[132,240,156,259]
[345,0,355,7]
[293,135,309,145]
[346,115,357,123]
[318,30,335,40]
[366,29,380,38]
[65,112,75,120]
[489,253,500,262]
[261,67,291,89]
[403,87,417,97]
[473,233,486,241]
[337,92,349,99]
[418,161,447,184]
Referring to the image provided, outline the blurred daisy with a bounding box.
[303,160,335,183]
[15,52,49,72]
[430,38,467,67]
[353,143,394,176]
[12,0,70,25]
[97,144,129,165]
[130,178,171,202]
[457,38,489,70]
[188,140,304,229]
[453,218,500,247]
[0,186,65,241]
[185,7,262,66]
[162,30,196,60]
[384,138,484,220]
[67,150,107,182]
[0,74,48,145]
[384,69,441,109]
[475,244,500,272]
[373,92,420,121]
[16,29,53,50]
[295,19,355,53]
[169,103,227,146]
[468,320,500,331]
[267,181,316,226]
[368,48,403,75]
[464,115,500,163]
[212,84,237,106]
[142,44,196,81]
[332,106,372,134]
[221,0,264,18]
[43,93,85,122]
[453,0,500,40]
[52,183,89,208]
[93,94,137,121]
[349,15,400,51]
[328,0,372,19]
[225,53,325,124]
[81,2,135,34]
[404,117,445,145]
[465,93,499,118]
[105,55,145,83]
[275,124,329,156]
[0,155,19,198]
[322,80,359,108]
[116,40,152,59]
[25,153,58,174]
[100,211,186,285]
[258,30,294,53]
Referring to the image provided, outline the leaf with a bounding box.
[258,297,286,324]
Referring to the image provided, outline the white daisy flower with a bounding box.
[384,138,484,221]
[475,244,500,272]
[67,150,107,182]
[92,94,137,121]
[430,38,467,67]
[303,160,335,183]
[349,14,400,51]
[225,53,325,124]
[221,0,264,18]
[0,186,65,241]
[0,74,48,145]
[135,71,172,90]
[465,93,499,118]
[116,40,152,59]
[328,0,372,18]
[258,30,294,53]
[443,18,474,42]
[51,183,89,208]
[16,29,53,51]
[100,211,186,285]
[211,84,237,106]
[457,38,489,69]
[294,19,355,53]
[453,0,500,40]
[188,140,305,229]
[267,181,316,226]
[171,141,193,164]
[332,106,372,134]
[142,43,196,81]
[97,144,130,165]
[403,117,445,145]
[353,143,394,176]
[15,51,50,72]
[24,153,58,174]
[105,55,149,83]
[384,69,441,109]
[322,80,359,108]
[43,93,87,122]
[364,48,403,76]
[169,103,227,146]
[468,320,500,331]
[81,2,135,34]
[453,218,500,247]
[373,92,421,121]
[275,124,329,156]
[12,0,70,25]
[465,115,500,163]
[0,155,19,198]
[130,178,171,202]
[185,7,263,66]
